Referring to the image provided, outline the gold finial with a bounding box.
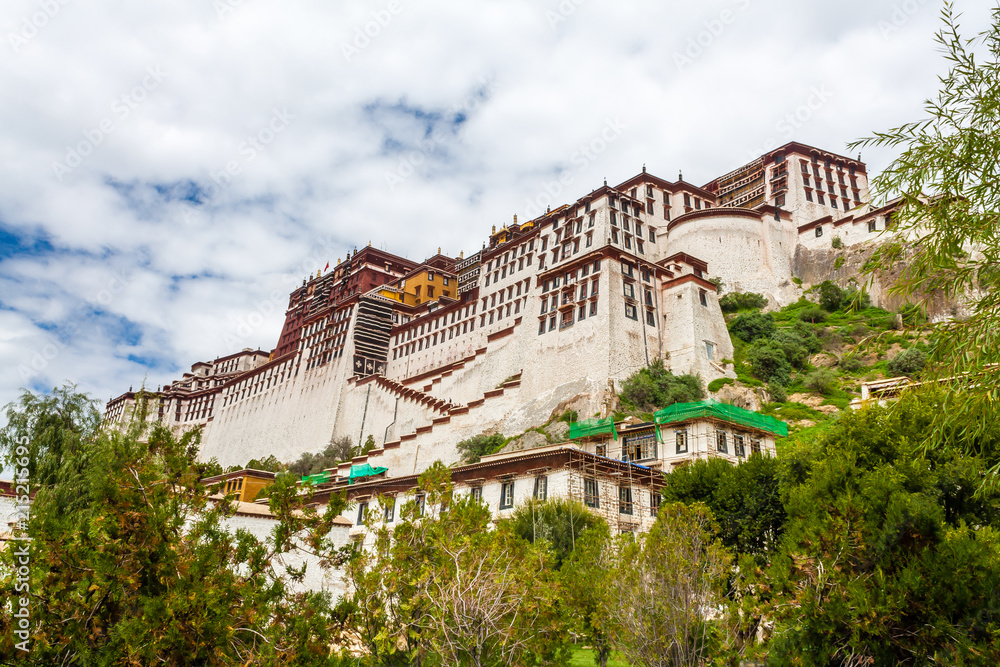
[337,257,340,265]
[513,214,518,225]
[460,250,464,259]
[438,247,441,254]
[368,240,371,246]
[316,270,321,278]
[492,225,496,234]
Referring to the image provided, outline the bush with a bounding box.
[286,436,353,476]
[707,377,735,393]
[771,322,822,370]
[456,433,506,464]
[729,312,777,342]
[802,368,838,395]
[746,339,792,385]
[768,382,788,403]
[509,498,604,569]
[719,292,768,312]
[559,410,578,424]
[899,303,926,327]
[831,236,844,249]
[834,256,845,269]
[840,355,864,373]
[619,360,704,412]
[818,281,845,311]
[843,286,872,312]
[886,347,928,377]
[798,306,828,323]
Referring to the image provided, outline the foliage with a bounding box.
[662,456,787,560]
[603,504,735,666]
[341,462,571,666]
[719,291,768,313]
[766,390,1000,664]
[287,435,354,476]
[848,4,1000,467]
[456,433,506,464]
[707,377,734,393]
[746,339,792,386]
[797,305,827,323]
[559,410,579,424]
[831,236,843,249]
[246,453,286,472]
[362,434,377,455]
[560,524,615,667]
[817,280,845,312]
[728,312,776,343]
[767,382,788,403]
[618,360,704,412]
[771,321,823,370]
[0,387,347,665]
[885,345,928,377]
[802,368,837,395]
[509,498,605,570]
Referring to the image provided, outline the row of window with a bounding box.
[542,259,601,293]
[583,477,661,517]
[538,299,600,334]
[394,303,481,346]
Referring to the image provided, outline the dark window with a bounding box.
[471,486,483,502]
[676,430,688,454]
[699,290,708,307]
[868,220,877,233]
[384,499,395,523]
[650,492,661,517]
[716,431,728,454]
[619,486,633,515]
[533,476,548,501]
[500,481,515,509]
[357,502,368,525]
[584,477,599,508]
[815,226,823,237]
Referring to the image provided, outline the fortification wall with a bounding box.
[666,211,799,306]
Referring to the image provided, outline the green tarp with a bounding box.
[568,417,618,441]
[654,400,788,437]
[301,471,332,485]
[348,463,389,484]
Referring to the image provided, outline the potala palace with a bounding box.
[106,140,896,482]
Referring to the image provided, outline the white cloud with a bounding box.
[0,0,993,415]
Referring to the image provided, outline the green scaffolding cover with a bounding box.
[301,470,332,485]
[654,400,788,437]
[568,417,618,441]
[348,463,389,484]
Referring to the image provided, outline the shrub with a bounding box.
[834,256,845,269]
[899,303,926,327]
[729,312,777,342]
[768,382,788,403]
[792,276,803,285]
[798,306,828,323]
[559,410,578,424]
[619,360,704,412]
[771,322,822,369]
[839,355,864,373]
[707,377,735,393]
[747,339,792,385]
[456,433,506,464]
[803,368,837,395]
[831,236,844,249]
[818,280,845,311]
[843,287,872,312]
[886,347,928,377]
[720,292,768,313]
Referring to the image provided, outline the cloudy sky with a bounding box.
[0,0,993,414]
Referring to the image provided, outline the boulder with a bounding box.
[810,352,838,368]
[544,420,570,442]
[715,384,766,412]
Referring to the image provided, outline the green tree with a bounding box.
[509,498,605,569]
[766,389,1000,664]
[603,503,735,666]
[719,292,768,313]
[618,360,704,412]
[662,455,786,561]
[559,523,614,667]
[456,433,506,464]
[0,388,348,665]
[746,339,792,385]
[817,280,845,312]
[728,312,776,343]
[849,4,1000,467]
[886,346,928,377]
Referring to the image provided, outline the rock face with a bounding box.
[792,243,970,322]
[499,430,548,454]
[810,352,838,368]
[715,384,768,412]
